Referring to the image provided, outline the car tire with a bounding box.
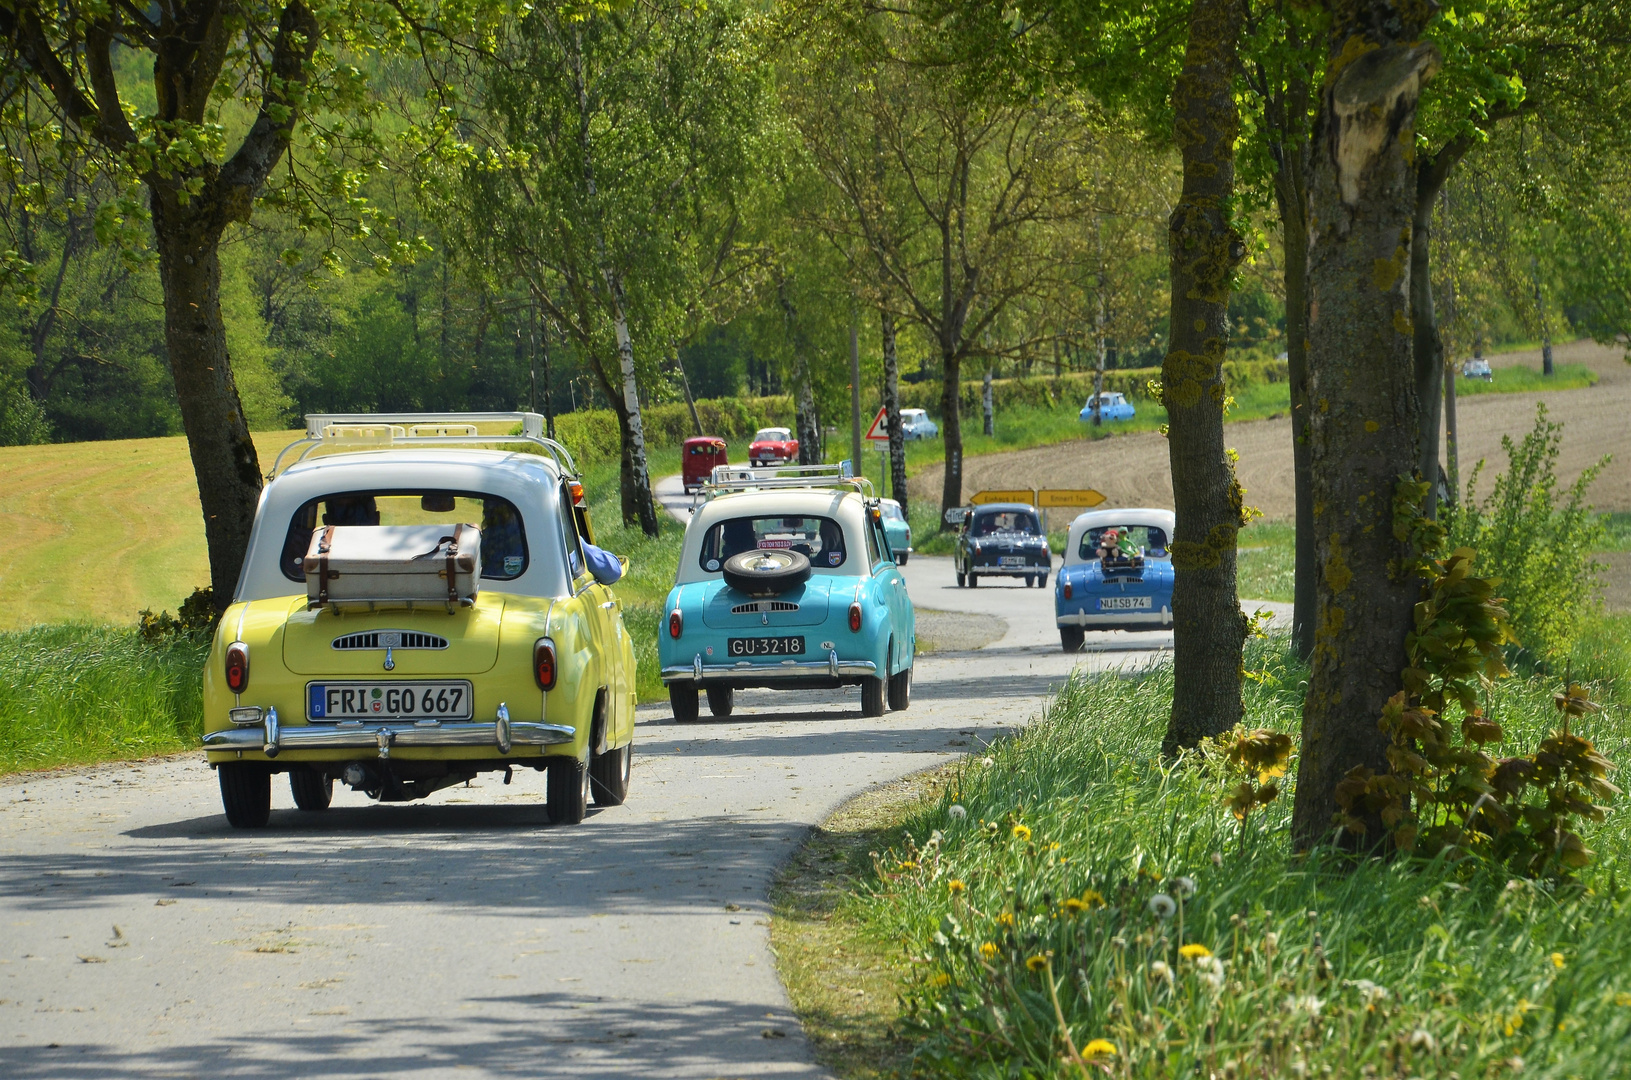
[722,549,811,595]
[969,573,979,588]
[1039,573,1049,589]
[1061,627,1085,653]
[546,757,589,824]
[888,666,912,711]
[670,684,700,723]
[706,686,735,717]
[289,768,332,811]
[955,570,966,588]
[219,763,271,829]
[897,552,909,566]
[861,676,887,718]
[590,742,631,806]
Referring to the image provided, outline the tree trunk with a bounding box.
[1444,351,1459,507]
[1289,27,1441,851]
[1093,282,1107,428]
[675,349,703,436]
[1411,185,1444,507]
[151,191,263,606]
[981,368,994,436]
[883,309,907,513]
[603,267,659,537]
[938,337,963,526]
[1159,0,1249,756]
[1533,257,1554,375]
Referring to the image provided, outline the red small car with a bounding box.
[682,436,729,492]
[748,426,798,466]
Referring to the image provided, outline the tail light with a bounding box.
[1064,581,1073,600]
[569,482,585,507]
[224,641,250,694]
[533,637,558,691]
[668,609,683,639]
[848,602,862,632]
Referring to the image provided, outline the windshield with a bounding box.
[880,502,906,522]
[754,428,790,442]
[279,491,529,582]
[971,510,1040,537]
[1080,525,1170,560]
[697,515,847,571]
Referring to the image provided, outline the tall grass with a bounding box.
[853,639,1631,1078]
[0,625,208,773]
[1455,363,1597,395]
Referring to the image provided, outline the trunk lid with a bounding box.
[699,576,838,630]
[280,593,506,675]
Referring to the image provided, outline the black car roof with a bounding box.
[972,503,1038,513]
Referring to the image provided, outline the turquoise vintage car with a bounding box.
[879,498,912,565]
[659,466,915,720]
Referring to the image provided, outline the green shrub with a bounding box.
[896,358,1289,416]
[551,395,795,469]
[1446,404,1609,666]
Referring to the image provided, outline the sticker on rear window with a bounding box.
[504,555,523,575]
[828,552,842,565]
[706,559,721,571]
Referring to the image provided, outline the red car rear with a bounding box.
[682,436,728,492]
[748,426,798,466]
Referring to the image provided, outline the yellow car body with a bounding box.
[202,419,635,827]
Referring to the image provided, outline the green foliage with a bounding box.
[1452,363,1597,396]
[896,357,1288,414]
[137,587,221,644]
[0,382,49,445]
[1447,404,1609,664]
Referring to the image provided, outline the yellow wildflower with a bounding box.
[996,912,1015,928]
[928,972,951,988]
[1179,944,1213,960]
[1025,954,1049,973]
[1044,841,1061,852]
[1081,890,1106,909]
[1012,823,1032,842]
[1615,992,1631,1007]
[1063,898,1086,915]
[897,860,918,871]
[980,942,998,960]
[1082,1039,1117,1058]
[948,879,966,894]
[1551,952,1566,970]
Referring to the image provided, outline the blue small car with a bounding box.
[660,466,916,720]
[879,498,912,565]
[901,408,940,440]
[1055,509,1176,651]
[1078,391,1135,422]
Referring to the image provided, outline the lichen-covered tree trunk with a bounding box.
[938,335,964,526]
[1159,0,1250,756]
[882,309,907,512]
[603,267,660,537]
[1290,19,1441,850]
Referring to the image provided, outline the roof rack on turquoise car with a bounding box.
[268,412,579,479]
[703,461,875,499]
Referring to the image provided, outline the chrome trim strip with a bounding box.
[662,659,877,682]
[204,715,575,752]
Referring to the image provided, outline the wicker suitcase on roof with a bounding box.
[304,524,482,610]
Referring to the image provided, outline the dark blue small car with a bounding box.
[1055,509,1176,651]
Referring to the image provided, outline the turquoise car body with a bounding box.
[1078,392,1136,422]
[659,486,915,695]
[880,499,912,563]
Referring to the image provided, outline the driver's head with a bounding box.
[324,495,380,527]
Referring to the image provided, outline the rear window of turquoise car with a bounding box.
[697,515,847,572]
[1079,525,1170,561]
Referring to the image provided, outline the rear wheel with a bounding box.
[670,684,700,723]
[547,757,590,824]
[219,764,271,829]
[289,769,332,811]
[888,666,912,711]
[896,552,909,566]
[706,686,735,717]
[1061,627,1085,653]
[955,569,966,588]
[1039,573,1049,589]
[969,573,979,588]
[861,676,887,718]
[590,743,631,806]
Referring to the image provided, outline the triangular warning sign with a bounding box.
[863,405,890,441]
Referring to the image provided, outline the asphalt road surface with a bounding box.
[3,548,1239,1080]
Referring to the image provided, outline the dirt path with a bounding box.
[911,339,1631,517]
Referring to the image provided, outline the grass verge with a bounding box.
[0,625,208,774]
[1455,363,1598,395]
[781,636,1631,1078]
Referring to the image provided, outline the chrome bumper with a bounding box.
[662,649,877,683]
[1057,608,1172,627]
[202,705,575,759]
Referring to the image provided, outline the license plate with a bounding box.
[727,636,805,657]
[999,556,1026,566]
[1098,596,1152,611]
[307,681,473,721]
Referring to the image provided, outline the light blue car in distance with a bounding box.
[659,465,916,721]
[1078,391,1136,422]
[901,408,939,440]
[880,498,912,565]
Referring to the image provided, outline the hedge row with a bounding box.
[896,358,1289,414]
[552,395,794,468]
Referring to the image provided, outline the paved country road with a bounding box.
[4,552,1249,1080]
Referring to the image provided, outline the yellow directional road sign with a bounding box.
[1036,488,1106,508]
[969,489,1036,505]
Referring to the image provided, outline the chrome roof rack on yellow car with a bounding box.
[268,412,579,479]
[703,461,875,500]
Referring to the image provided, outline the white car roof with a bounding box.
[1063,508,1176,566]
[677,487,871,585]
[235,449,578,602]
[755,427,791,437]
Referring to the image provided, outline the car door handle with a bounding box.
[600,600,617,610]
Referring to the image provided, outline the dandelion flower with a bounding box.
[1551,952,1567,970]
[1082,1039,1117,1058]
[1011,823,1032,841]
[1199,971,1224,991]
[948,879,966,894]
[1026,954,1048,972]
[948,804,967,820]
[1148,894,1177,919]
[1179,943,1212,960]
[897,860,918,871]
[1043,841,1061,852]
[996,912,1015,928]
[1149,960,1173,982]
[1081,889,1106,909]
[1063,898,1086,915]
[981,757,995,767]
[979,942,998,960]
[928,972,951,988]
[1171,875,1196,897]
[1409,1029,1436,1052]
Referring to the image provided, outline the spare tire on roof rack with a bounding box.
[722,549,811,596]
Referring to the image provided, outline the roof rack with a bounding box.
[269,412,580,479]
[703,462,875,499]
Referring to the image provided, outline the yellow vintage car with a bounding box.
[202,413,636,828]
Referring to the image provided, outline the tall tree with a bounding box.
[1289,2,1442,848]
